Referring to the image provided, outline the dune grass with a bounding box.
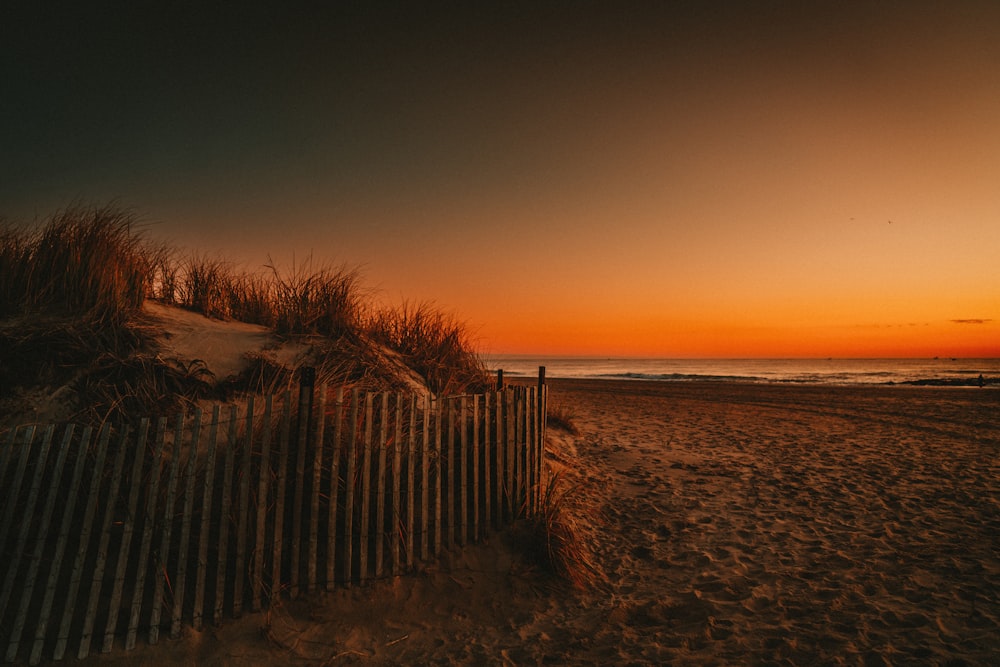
[1,205,488,424]
[546,401,580,435]
[366,301,488,396]
[514,470,605,590]
[0,205,149,324]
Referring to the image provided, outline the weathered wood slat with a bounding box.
[483,392,492,532]
[124,418,167,650]
[516,389,525,516]
[505,389,515,520]
[375,393,388,577]
[192,407,221,631]
[102,419,150,653]
[149,414,184,645]
[0,424,52,629]
[405,394,417,569]
[78,424,131,659]
[359,393,374,584]
[308,385,327,592]
[5,424,73,662]
[29,425,93,665]
[541,386,547,510]
[526,387,535,515]
[472,395,480,542]
[271,392,292,600]
[434,399,442,556]
[528,388,534,512]
[0,426,18,497]
[494,391,503,528]
[343,389,359,588]
[52,424,111,660]
[459,396,469,546]
[445,399,454,548]
[170,409,201,639]
[392,393,403,575]
[212,407,238,626]
[530,387,536,512]
[521,387,535,514]
[290,383,311,599]
[0,426,37,565]
[420,395,430,561]
[252,395,272,612]
[516,389,524,515]
[326,387,344,592]
[233,396,255,617]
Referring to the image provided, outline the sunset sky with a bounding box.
[3,2,998,357]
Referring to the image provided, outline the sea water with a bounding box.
[484,356,1000,386]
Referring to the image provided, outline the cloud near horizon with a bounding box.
[950,319,992,325]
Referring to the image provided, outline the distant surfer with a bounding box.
[978,374,985,388]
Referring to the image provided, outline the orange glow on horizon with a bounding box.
[477,316,1000,359]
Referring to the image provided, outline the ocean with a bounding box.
[484,356,1000,387]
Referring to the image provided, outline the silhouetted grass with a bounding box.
[366,301,488,396]
[513,470,605,590]
[1,205,488,425]
[546,402,580,435]
[0,205,150,324]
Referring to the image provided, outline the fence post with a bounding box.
[375,393,388,578]
[78,424,131,658]
[271,394,292,601]
[124,418,166,650]
[102,418,150,653]
[5,424,73,662]
[496,369,504,390]
[252,395,273,611]
[171,411,202,639]
[212,407,238,626]
[536,366,546,513]
[30,426,94,665]
[308,384,327,592]
[149,414,184,644]
[406,394,417,569]
[233,396,255,617]
[445,399,455,548]
[53,424,110,660]
[0,425,52,624]
[290,366,315,599]
[420,395,430,561]
[471,395,479,542]
[326,387,344,591]
[343,389,359,588]
[192,408,220,631]
[359,393,374,583]
[392,393,403,575]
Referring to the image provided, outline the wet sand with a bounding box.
[82,379,999,665]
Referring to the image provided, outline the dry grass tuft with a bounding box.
[0,204,151,325]
[546,402,580,435]
[366,301,488,396]
[515,470,605,590]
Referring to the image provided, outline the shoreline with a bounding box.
[508,374,999,388]
[490,356,1000,389]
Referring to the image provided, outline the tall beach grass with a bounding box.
[1,205,488,424]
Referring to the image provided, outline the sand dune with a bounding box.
[81,379,999,665]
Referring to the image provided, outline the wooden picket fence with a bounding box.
[0,378,546,664]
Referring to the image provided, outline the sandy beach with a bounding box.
[80,379,999,666]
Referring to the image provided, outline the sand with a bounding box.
[79,378,999,666]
